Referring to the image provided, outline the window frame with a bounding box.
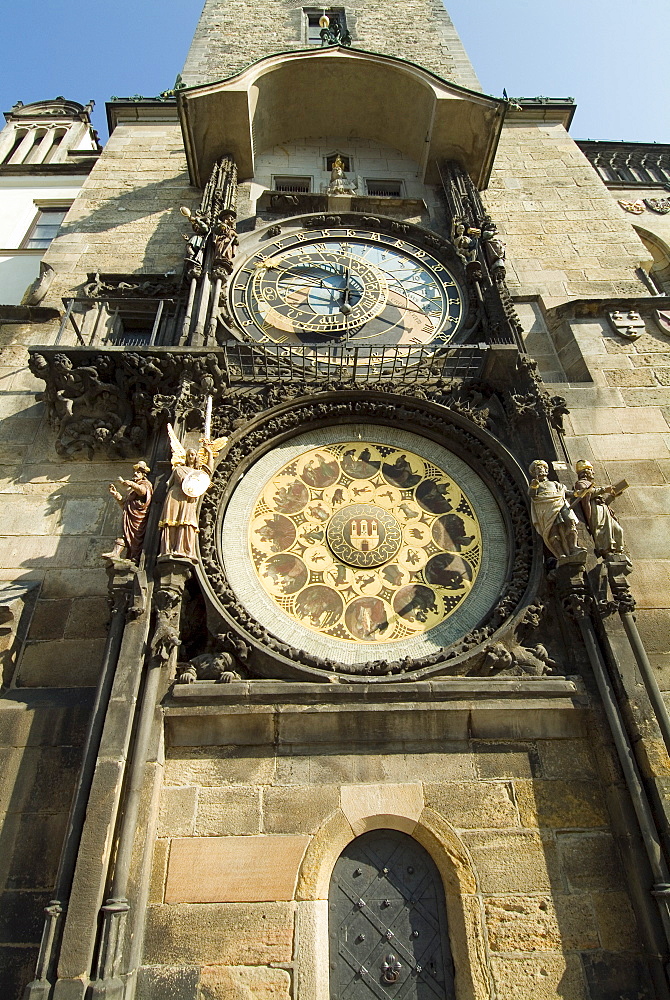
[20,204,71,251]
[303,7,348,45]
[272,175,313,194]
[364,179,404,198]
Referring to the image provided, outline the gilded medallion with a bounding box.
[327,504,402,568]
[247,441,483,644]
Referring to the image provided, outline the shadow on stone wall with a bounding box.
[0,688,93,998]
[0,317,133,997]
[46,171,198,299]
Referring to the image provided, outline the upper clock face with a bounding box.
[229,227,464,347]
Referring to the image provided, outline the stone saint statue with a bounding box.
[104,460,153,564]
[573,460,628,560]
[212,216,239,277]
[158,425,227,562]
[528,460,586,564]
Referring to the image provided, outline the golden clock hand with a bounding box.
[340,266,353,316]
[382,287,442,321]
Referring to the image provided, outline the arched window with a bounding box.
[44,128,67,163]
[329,830,455,999]
[3,128,28,164]
[24,128,48,164]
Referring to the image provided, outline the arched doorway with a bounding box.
[329,829,456,999]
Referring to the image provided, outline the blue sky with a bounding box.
[1,0,668,144]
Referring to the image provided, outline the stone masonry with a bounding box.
[181,0,481,90]
[2,1,670,998]
[485,114,651,306]
[144,700,651,1000]
[42,114,197,303]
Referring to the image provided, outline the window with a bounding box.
[365,179,403,198]
[306,10,324,44]
[107,311,154,347]
[273,176,312,194]
[44,129,67,164]
[3,128,28,165]
[24,130,48,165]
[326,153,351,172]
[22,207,69,250]
[304,8,348,45]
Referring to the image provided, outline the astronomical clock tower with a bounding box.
[5,2,670,1000]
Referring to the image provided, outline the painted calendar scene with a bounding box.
[248,441,482,642]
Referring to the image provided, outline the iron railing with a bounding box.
[55,297,181,348]
[218,341,489,385]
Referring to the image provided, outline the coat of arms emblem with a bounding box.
[607,309,645,340]
[644,198,670,215]
[618,199,645,215]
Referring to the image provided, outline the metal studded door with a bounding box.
[329,830,456,1000]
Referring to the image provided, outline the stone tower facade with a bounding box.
[1,3,670,1000]
[181,0,481,89]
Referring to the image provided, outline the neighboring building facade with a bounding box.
[1,4,670,1000]
[0,99,100,306]
[576,140,670,295]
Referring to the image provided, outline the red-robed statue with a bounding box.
[104,460,153,564]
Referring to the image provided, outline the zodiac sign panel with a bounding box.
[248,442,482,643]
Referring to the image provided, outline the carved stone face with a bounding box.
[530,460,548,480]
[185,449,198,467]
[578,462,594,481]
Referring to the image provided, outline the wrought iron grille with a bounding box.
[218,342,489,386]
[329,830,455,1000]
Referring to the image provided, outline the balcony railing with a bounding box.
[55,296,181,348]
[217,341,489,385]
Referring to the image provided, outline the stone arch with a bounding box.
[295,797,490,1000]
[634,225,670,293]
[329,829,457,998]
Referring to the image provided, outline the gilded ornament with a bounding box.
[247,441,482,643]
[618,199,645,214]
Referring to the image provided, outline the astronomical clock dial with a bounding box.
[229,227,464,348]
[219,428,510,666]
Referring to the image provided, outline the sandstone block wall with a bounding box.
[181,0,480,90]
[41,119,196,304]
[553,321,670,705]
[606,187,670,291]
[0,689,92,998]
[0,313,145,997]
[142,720,649,1000]
[485,118,651,307]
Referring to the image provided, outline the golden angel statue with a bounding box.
[158,422,227,562]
